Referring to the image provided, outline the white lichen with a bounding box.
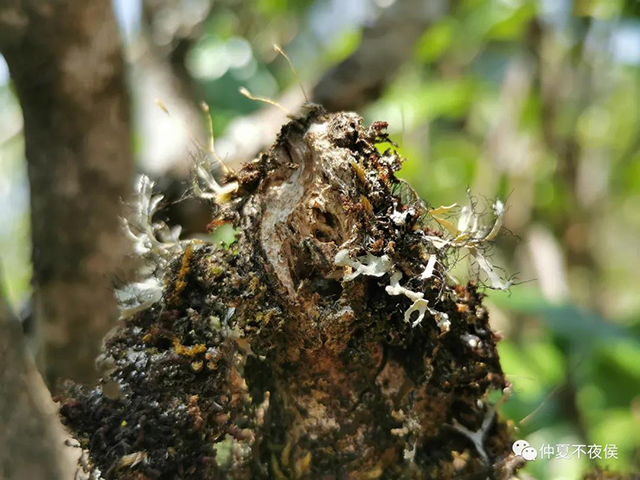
[335,250,392,281]
[191,153,238,203]
[404,442,417,463]
[426,197,513,290]
[385,272,428,326]
[435,312,451,333]
[385,272,450,332]
[461,333,482,349]
[114,277,163,319]
[420,254,437,280]
[450,408,496,464]
[118,175,190,317]
[334,250,449,331]
[122,175,185,265]
[390,207,415,226]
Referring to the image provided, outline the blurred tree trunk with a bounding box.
[0,0,133,389]
[0,271,77,480]
[312,0,448,112]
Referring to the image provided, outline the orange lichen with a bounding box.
[168,244,194,305]
[295,452,312,477]
[172,338,206,356]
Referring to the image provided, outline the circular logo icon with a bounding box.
[512,440,530,456]
[521,446,538,461]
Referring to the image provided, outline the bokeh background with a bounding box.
[1,0,639,478]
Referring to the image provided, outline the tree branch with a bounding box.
[0,266,77,480]
[60,109,517,479]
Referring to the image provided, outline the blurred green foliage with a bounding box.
[489,288,640,477]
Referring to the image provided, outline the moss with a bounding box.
[208,264,224,279]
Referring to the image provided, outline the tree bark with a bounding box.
[0,0,133,388]
[0,271,77,480]
[60,109,517,479]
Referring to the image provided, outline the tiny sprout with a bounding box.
[116,451,148,470]
[239,87,292,116]
[191,152,239,203]
[273,43,309,103]
[155,98,238,203]
[420,254,437,280]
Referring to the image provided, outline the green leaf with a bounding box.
[488,288,638,350]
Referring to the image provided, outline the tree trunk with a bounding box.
[0,272,77,480]
[60,109,517,479]
[0,0,133,388]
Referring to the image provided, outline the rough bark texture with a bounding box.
[60,109,516,479]
[0,276,77,480]
[0,0,133,388]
